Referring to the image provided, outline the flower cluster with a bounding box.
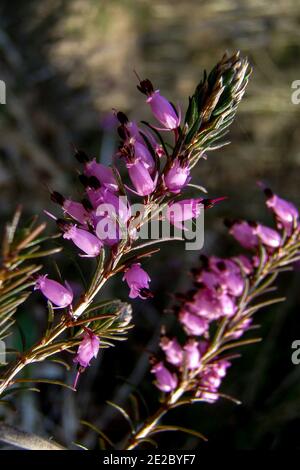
[18,54,250,396]
[151,189,299,403]
[36,74,228,313]
[32,77,216,383]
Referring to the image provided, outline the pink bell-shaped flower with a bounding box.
[160,337,183,366]
[74,329,100,368]
[34,275,73,308]
[151,362,178,392]
[265,189,299,229]
[126,158,157,196]
[123,263,152,299]
[228,220,258,249]
[164,160,191,194]
[84,159,118,192]
[147,90,181,130]
[59,222,103,257]
[166,198,203,230]
[255,224,281,248]
[183,339,201,370]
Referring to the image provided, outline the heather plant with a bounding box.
[0,52,298,450]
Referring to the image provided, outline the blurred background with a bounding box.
[1,0,300,450]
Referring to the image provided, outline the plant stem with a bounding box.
[0,251,121,396]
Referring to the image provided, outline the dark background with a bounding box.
[0,0,300,449]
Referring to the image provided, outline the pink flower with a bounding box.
[50,192,90,226]
[63,200,90,226]
[151,362,178,392]
[60,223,103,257]
[209,257,245,297]
[179,309,209,336]
[183,339,201,369]
[90,187,131,224]
[133,140,155,174]
[197,361,231,403]
[84,159,118,192]
[228,220,258,249]
[192,287,237,319]
[265,189,299,229]
[126,159,156,196]
[230,317,252,339]
[164,160,191,194]
[121,117,164,159]
[123,263,152,299]
[192,289,224,320]
[166,199,203,229]
[74,330,100,368]
[217,292,237,317]
[34,275,73,308]
[160,337,183,366]
[254,224,281,248]
[146,90,181,130]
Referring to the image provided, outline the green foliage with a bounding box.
[0,208,61,341]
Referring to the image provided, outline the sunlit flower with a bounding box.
[164,160,191,194]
